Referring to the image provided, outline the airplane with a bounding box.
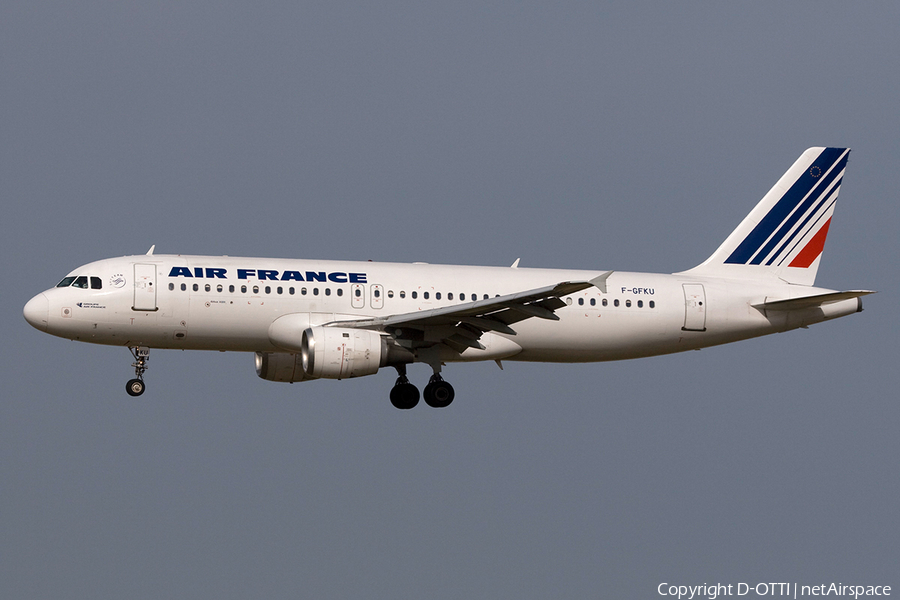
[23,147,873,409]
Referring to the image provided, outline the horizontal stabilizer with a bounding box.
[752,290,874,311]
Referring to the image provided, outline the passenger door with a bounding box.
[682,283,706,331]
[133,264,158,311]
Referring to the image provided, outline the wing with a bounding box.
[328,276,609,354]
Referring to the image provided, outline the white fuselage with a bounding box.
[26,254,860,364]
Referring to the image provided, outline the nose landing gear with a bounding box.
[126,346,149,397]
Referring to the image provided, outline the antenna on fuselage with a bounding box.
[146,245,155,256]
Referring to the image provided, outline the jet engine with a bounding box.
[255,352,313,382]
[301,327,393,379]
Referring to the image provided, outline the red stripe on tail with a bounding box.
[789,218,832,268]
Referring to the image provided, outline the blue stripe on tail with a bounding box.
[725,148,847,265]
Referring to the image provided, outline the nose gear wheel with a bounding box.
[126,347,149,397]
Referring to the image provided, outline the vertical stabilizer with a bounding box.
[682,147,849,286]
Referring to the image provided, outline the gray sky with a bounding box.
[2,2,898,598]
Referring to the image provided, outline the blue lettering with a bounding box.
[169,267,193,278]
[201,267,365,283]
[281,270,304,281]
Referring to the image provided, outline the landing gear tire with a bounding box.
[390,380,420,410]
[423,376,454,408]
[127,347,150,398]
[126,378,145,397]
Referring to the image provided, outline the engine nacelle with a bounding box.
[255,352,314,383]
[301,327,388,380]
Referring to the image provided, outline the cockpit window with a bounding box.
[57,275,101,288]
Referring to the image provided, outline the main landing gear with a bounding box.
[125,346,149,397]
[423,373,454,408]
[389,365,455,410]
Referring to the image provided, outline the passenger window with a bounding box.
[388,290,394,298]
[400,291,406,298]
[289,287,295,295]
[229,285,235,293]
[578,298,584,306]
[193,283,199,292]
[168,283,175,291]
[265,286,271,294]
[252,286,259,294]
[205,284,211,292]
[374,289,380,298]
[355,288,361,297]
[412,291,417,299]
[301,288,307,295]
[90,277,102,289]
[313,288,319,295]
[56,276,76,287]
[566,298,573,305]
[217,284,223,293]
[614,299,620,307]
[241,285,247,293]
[483,294,489,300]
[626,299,632,307]
[181,283,187,291]
[649,300,655,308]
[638,300,643,308]
[590,298,596,306]
[459,293,465,301]
[448,292,453,300]
[325,288,331,296]
[337,288,343,297]
[602,298,608,307]
[435,292,441,300]
[424,292,429,299]
[277,287,283,295]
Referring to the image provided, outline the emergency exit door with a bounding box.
[350,283,365,309]
[133,264,158,311]
[682,283,706,331]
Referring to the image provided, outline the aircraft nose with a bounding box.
[24,293,49,331]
